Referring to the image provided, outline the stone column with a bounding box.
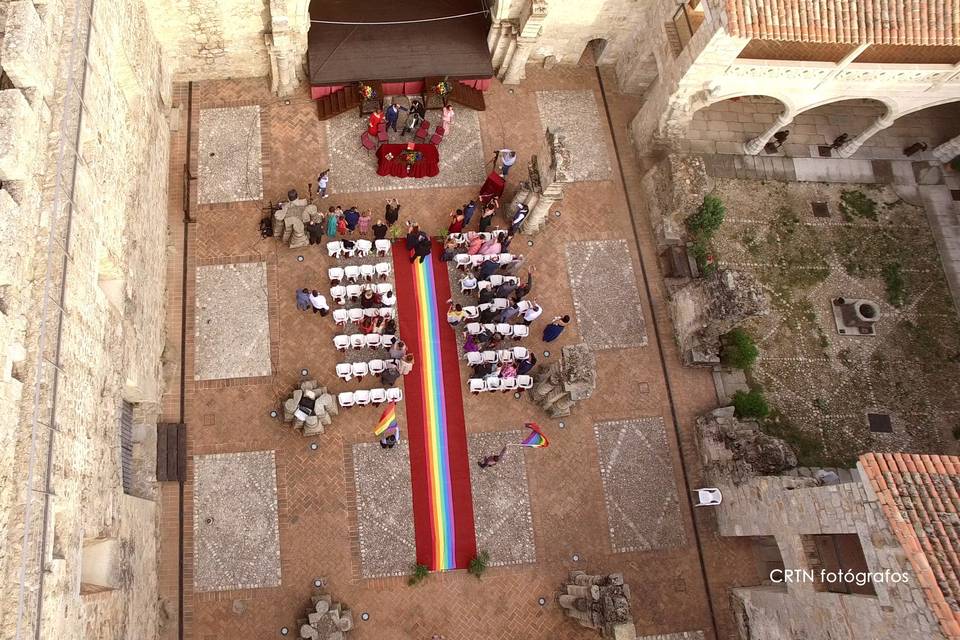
[492,25,517,75]
[836,114,895,158]
[502,39,532,84]
[743,112,793,155]
[932,134,960,163]
[268,0,302,97]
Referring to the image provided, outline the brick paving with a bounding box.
[160,64,765,640]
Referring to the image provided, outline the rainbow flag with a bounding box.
[520,422,548,448]
[374,402,399,436]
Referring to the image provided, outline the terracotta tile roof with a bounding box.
[724,0,960,45]
[861,453,960,640]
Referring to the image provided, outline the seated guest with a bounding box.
[499,362,517,379]
[398,354,415,375]
[472,362,494,378]
[360,289,381,309]
[479,239,501,256]
[479,305,499,323]
[478,288,495,304]
[381,290,397,307]
[381,362,401,386]
[498,304,520,323]
[463,334,480,353]
[495,280,518,298]
[466,233,485,255]
[460,273,478,291]
[478,259,498,279]
[440,237,459,262]
[380,319,397,335]
[388,340,407,360]
[517,352,537,375]
[359,316,379,334]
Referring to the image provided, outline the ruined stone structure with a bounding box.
[557,571,637,639]
[295,590,354,640]
[281,379,338,437]
[639,154,710,247]
[522,127,571,234]
[529,344,596,417]
[696,407,797,484]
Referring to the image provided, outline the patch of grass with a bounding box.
[686,195,726,237]
[733,389,770,419]
[839,190,878,221]
[741,229,761,257]
[690,236,716,275]
[468,551,490,579]
[883,262,906,307]
[771,206,800,237]
[408,563,430,586]
[761,411,825,466]
[721,328,760,370]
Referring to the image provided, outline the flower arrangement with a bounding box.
[359,84,376,100]
[401,150,423,165]
[433,80,453,96]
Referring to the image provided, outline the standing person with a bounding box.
[326,207,338,237]
[336,213,348,236]
[446,301,466,326]
[398,354,415,375]
[388,340,407,361]
[343,207,360,234]
[510,203,529,234]
[402,98,426,136]
[358,210,372,236]
[441,103,455,132]
[406,224,423,261]
[317,170,330,198]
[501,233,514,253]
[448,210,465,234]
[367,108,384,135]
[478,200,497,232]
[296,288,311,311]
[504,254,524,275]
[542,315,570,342]
[372,218,388,240]
[478,259,499,280]
[380,362,401,386]
[462,200,477,226]
[521,302,542,325]
[385,101,407,132]
[308,290,329,316]
[414,236,432,264]
[478,445,507,469]
[380,432,398,449]
[385,198,401,226]
[514,268,534,301]
[499,149,517,177]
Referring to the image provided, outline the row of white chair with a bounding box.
[448,230,508,246]
[327,239,392,258]
[332,308,395,326]
[460,275,520,294]
[333,333,398,351]
[330,283,394,306]
[464,347,530,366]
[453,253,516,269]
[459,299,510,319]
[338,388,403,407]
[465,323,529,339]
[335,359,400,382]
[468,375,534,394]
[329,263,391,284]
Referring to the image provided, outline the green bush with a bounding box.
[950,156,960,172]
[408,563,430,586]
[839,190,877,221]
[721,328,759,370]
[883,262,906,307]
[690,237,715,274]
[468,551,490,579]
[732,389,770,419]
[686,195,726,238]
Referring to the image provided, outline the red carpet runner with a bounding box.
[392,240,477,571]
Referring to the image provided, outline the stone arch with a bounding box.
[677,94,792,151]
[786,97,897,155]
[578,37,610,66]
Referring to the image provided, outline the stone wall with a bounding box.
[715,474,947,640]
[0,0,171,638]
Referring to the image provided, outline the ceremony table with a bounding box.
[376,143,440,179]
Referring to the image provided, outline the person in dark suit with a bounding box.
[385,102,407,132]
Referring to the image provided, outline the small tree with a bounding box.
[468,551,490,579]
[686,195,726,238]
[721,328,759,370]
[408,563,429,586]
[732,389,770,419]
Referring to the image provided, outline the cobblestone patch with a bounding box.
[565,240,647,349]
[467,430,536,566]
[324,107,486,194]
[194,450,281,591]
[594,418,685,553]
[198,106,263,204]
[195,262,272,380]
[536,90,612,182]
[351,441,416,578]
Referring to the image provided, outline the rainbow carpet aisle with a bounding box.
[392,240,477,571]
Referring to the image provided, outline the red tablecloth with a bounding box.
[376,144,440,179]
[478,171,505,203]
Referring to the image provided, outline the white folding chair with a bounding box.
[381,334,396,347]
[500,377,518,392]
[449,233,466,246]
[462,305,479,319]
[469,378,485,394]
[376,283,393,295]
[353,389,371,406]
[455,254,472,270]
[335,363,353,381]
[370,388,387,406]
[327,241,342,258]
[330,286,347,305]
[337,391,355,408]
[359,264,375,282]
[470,255,486,268]
[385,387,403,402]
[348,308,365,324]
[465,322,483,335]
[333,335,350,352]
[460,278,478,294]
[375,239,392,256]
[502,276,520,285]
[499,349,514,363]
[489,274,505,286]
[512,346,529,360]
[332,309,348,326]
[516,300,533,313]
[465,351,484,366]
[485,377,502,392]
[694,488,723,506]
[379,308,395,319]
[355,239,373,257]
[346,284,362,301]
[517,375,533,390]
[351,361,369,380]
[328,267,345,284]
[482,351,499,364]
[476,281,493,294]
[340,242,356,258]
[365,334,382,349]
[511,325,530,339]
[498,253,513,264]
[369,359,385,375]
[495,323,512,336]
[344,265,361,283]
[491,298,509,311]
[350,334,365,350]
[375,262,391,280]
[363,308,379,318]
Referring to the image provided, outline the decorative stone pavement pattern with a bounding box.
[193,450,281,592]
[324,105,486,194]
[195,262,272,380]
[594,418,686,553]
[467,430,537,566]
[536,90,612,182]
[351,441,416,578]
[197,106,264,204]
[565,240,648,349]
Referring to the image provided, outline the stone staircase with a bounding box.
[315,83,366,121]
[425,76,485,111]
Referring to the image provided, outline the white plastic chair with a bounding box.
[327,241,342,258]
[375,262,391,280]
[476,281,493,294]
[465,322,483,335]
[330,286,347,305]
[501,377,518,392]
[369,359,385,375]
[512,346,529,360]
[381,334,396,347]
[470,255,486,267]
[351,361,369,380]
[694,488,723,506]
[489,274,505,286]
[449,233,466,246]
[350,334,365,350]
[346,284,362,301]
[375,239,392,256]
[335,363,353,381]
[359,264,376,282]
[376,283,393,295]
[495,323,512,336]
[478,232,492,241]
[468,378,485,394]
[482,323,497,334]
[498,253,513,264]
[344,265,361,283]
[353,389,371,406]
[363,308,379,317]
[460,278,478,294]
[370,388,387,406]
[516,300,532,313]
[365,334,382,349]
[328,267,345,283]
[341,242,356,258]
[355,239,373,257]
[462,305,479,319]
[484,377,502,392]
[337,391,355,408]
[482,351,499,364]
[465,352,484,366]
[491,298,509,311]
[348,308,365,324]
[333,335,350,352]
[455,254,472,270]
[517,375,533,390]
[332,309,348,326]
[499,349,514,363]
[379,308,395,319]
[502,276,520,285]
[512,325,529,339]
[385,387,403,402]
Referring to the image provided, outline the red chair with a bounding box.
[360,131,377,153]
[377,123,389,144]
[414,120,431,143]
[429,125,445,145]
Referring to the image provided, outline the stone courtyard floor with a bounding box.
[159,65,762,640]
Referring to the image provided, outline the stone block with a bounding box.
[0,89,37,180]
[1,1,49,93]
